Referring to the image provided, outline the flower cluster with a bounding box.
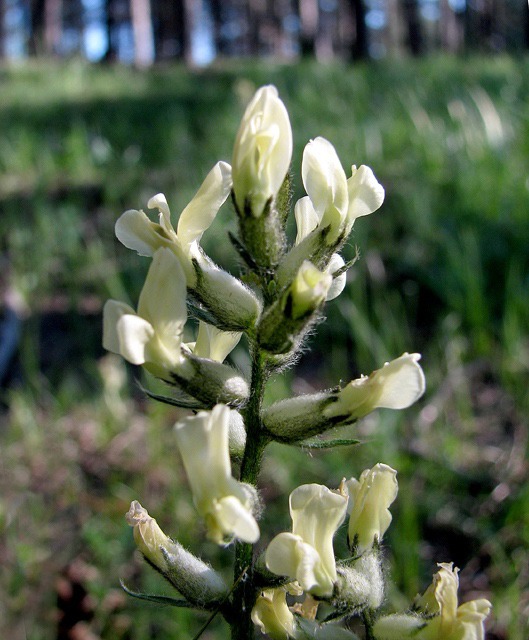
[105,85,491,639]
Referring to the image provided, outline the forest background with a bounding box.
[0,1,528,640]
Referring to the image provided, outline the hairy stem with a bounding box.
[230,348,270,640]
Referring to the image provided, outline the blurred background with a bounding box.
[1,2,528,639]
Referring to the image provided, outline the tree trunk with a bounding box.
[103,0,118,62]
[44,0,62,55]
[298,0,319,57]
[28,0,46,55]
[348,0,368,60]
[0,0,5,58]
[439,0,463,53]
[130,0,154,66]
[400,0,423,56]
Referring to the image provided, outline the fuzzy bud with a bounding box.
[126,501,227,605]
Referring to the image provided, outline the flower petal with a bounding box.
[103,300,137,355]
[326,253,347,301]
[137,248,187,357]
[116,313,155,365]
[177,161,232,252]
[115,209,170,256]
[373,353,426,409]
[215,495,260,543]
[302,137,348,219]
[294,196,321,245]
[347,165,385,222]
[193,322,242,362]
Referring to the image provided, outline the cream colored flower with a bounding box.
[232,85,292,217]
[174,404,259,545]
[414,563,492,640]
[345,463,398,553]
[324,353,426,421]
[266,483,348,598]
[299,137,384,245]
[252,588,296,640]
[103,248,189,380]
[115,161,232,285]
[187,321,242,363]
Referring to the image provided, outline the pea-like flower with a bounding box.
[115,162,232,284]
[174,404,260,545]
[345,463,398,553]
[265,483,348,598]
[263,353,425,442]
[232,85,292,218]
[252,588,297,640]
[114,164,261,331]
[373,563,492,640]
[324,353,425,422]
[299,137,385,246]
[103,248,248,406]
[103,248,189,380]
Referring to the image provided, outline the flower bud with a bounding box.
[345,463,398,553]
[126,501,227,605]
[192,260,262,332]
[232,85,292,219]
[258,261,331,354]
[174,405,260,545]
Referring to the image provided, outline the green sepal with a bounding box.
[137,381,204,410]
[120,580,192,608]
[295,437,361,450]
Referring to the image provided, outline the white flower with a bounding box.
[252,588,296,640]
[413,563,492,640]
[115,161,232,285]
[266,483,348,598]
[299,137,384,245]
[103,248,189,380]
[186,321,241,363]
[126,500,174,570]
[345,463,398,553]
[174,404,259,545]
[232,85,292,217]
[324,353,426,421]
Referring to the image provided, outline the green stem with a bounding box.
[230,348,270,640]
[363,608,377,640]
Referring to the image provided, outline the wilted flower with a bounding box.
[174,404,259,545]
[345,463,398,553]
[126,501,227,605]
[232,85,292,218]
[266,483,348,598]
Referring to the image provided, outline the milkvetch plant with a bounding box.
[105,85,491,639]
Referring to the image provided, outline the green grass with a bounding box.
[1,56,528,639]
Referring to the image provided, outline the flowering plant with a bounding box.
[104,85,491,639]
